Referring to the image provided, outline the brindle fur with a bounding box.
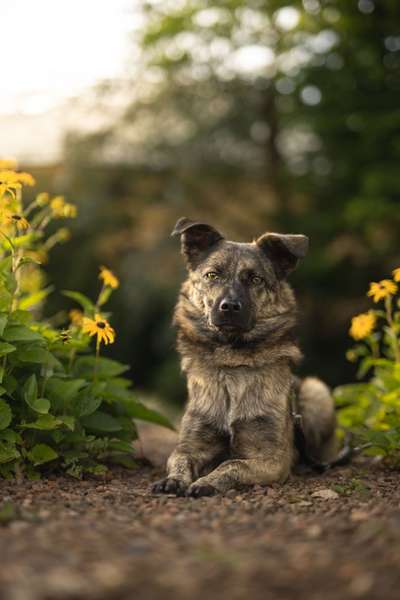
[152,218,337,497]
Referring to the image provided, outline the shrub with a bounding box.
[335,270,400,465]
[0,160,172,479]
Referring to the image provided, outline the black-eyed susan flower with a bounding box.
[367,280,398,303]
[69,309,84,327]
[0,170,22,198]
[392,268,400,283]
[349,311,376,340]
[0,170,35,199]
[99,266,119,289]
[82,314,116,346]
[2,211,30,231]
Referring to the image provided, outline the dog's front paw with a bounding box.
[186,481,217,498]
[151,477,188,496]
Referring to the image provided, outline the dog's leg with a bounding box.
[186,414,293,496]
[152,410,228,496]
[298,377,338,464]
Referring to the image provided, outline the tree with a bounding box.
[60,0,400,393]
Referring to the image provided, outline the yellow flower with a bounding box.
[0,169,35,198]
[0,170,22,197]
[16,172,35,186]
[36,192,50,206]
[0,159,17,170]
[99,266,119,289]
[349,311,376,340]
[50,196,77,218]
[392,267,400,283]
[1,211,29,231]
[50,196,66,216]
[57,228,71,242]
[367,279,398,303]
[69,309,84,327]
[82,313,116,346]
[346,350,358,363]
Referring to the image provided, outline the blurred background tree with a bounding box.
[29,0,400,403]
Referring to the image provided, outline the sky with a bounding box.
[0,0,135,116]
[0,0,300,163]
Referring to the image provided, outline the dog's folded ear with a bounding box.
[256,232,309,279]
[171,217,224,267]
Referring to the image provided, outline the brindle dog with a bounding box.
[152,218,338,497]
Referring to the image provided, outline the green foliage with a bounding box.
[55,0,400,400]
[334,274,400,466]
[0,168,173,480]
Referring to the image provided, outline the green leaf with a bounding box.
[0,400,12,430]
[23,374,38,405]
[9,310,33,325]
[15,256,42,269]
[19,287,53,310]
[82,411,122,432]
[3,325,44,343]
[62,290,95,313]
[31,398,51,415]
[122,399,174,430]
[73,356,129,378]
[20,414,62,431]
[16,345,61,367]
[0,256,12,273]
[0,444,19,464]
[58,416,75,431]
[0,342,16,357]
[28,444,58,466]
[0,313,8,336]
[73,393,102,417]
[45,378,87,411]
[0,288,12,311]
[0,429,21,444]
[3,374,17,394]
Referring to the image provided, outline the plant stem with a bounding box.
[385,296,400,363]
[94,338,100,383]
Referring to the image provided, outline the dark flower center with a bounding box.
[97,321,106,329]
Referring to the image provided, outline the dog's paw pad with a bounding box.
[151,478,187,496]
[186,483,216,498]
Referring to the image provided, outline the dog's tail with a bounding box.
[292,377,359,473]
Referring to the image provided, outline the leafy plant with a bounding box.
[0,159,172,479]
[335,269,400,465]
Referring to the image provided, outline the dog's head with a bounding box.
[172,217,308,343]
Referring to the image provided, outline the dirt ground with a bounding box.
[0,424,400,600]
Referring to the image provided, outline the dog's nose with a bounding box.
[219,299,242,313]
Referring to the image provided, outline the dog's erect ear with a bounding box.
[256,232,309,279]
[171,217,224,268]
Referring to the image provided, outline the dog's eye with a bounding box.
[205,271,220,281]
[251,275,263,285]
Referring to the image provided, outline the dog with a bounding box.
[152,217,338,497]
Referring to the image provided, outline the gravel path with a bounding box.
[0,424,399,600]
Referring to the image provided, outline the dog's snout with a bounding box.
[219,298,242,313]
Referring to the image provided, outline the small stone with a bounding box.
[311,488,339,500]
[350,509,369,522]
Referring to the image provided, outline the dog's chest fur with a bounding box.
[185,360,293,435]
